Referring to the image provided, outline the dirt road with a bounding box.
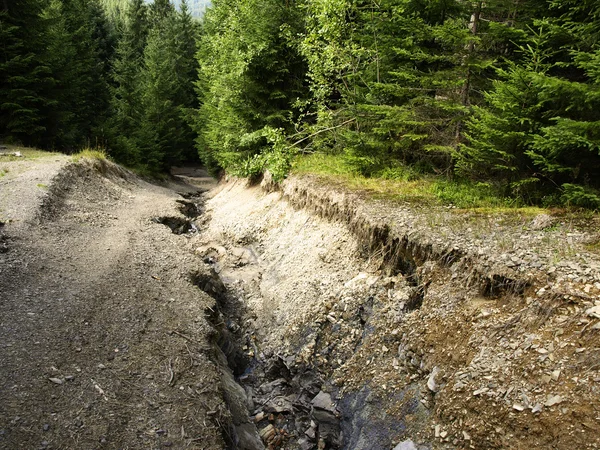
[0,155,233,449]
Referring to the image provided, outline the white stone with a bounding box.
[544,395,563,407]
[393,440,418,450]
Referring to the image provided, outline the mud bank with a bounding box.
[194,175,600,450]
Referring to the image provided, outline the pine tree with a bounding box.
[39,0,112,150]
[458,1,600,206]
[173,0,200,161]
[0,0,54,146]
[108,0,149,164]
[137,1,199,170]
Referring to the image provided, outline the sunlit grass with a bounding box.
[0,145,62,161]
[71,148,108,162]
[292,153,545,213]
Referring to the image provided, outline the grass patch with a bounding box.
[36,183,48,189]
[293,153,436,204]
[0,168,8,177]
[72,148,108,162]
[0,146,62,161]
[126,163,169,181]
[585,239,600,254]
[292,153,540,211]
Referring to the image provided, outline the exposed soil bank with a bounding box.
[194,174,600,450]
[2,155,600,450]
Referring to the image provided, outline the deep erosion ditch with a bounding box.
[189,176,600,450]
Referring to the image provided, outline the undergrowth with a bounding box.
[292,153,539,212]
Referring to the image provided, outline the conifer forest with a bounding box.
[2,0,600,208]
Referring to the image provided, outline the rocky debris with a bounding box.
[0,150,22,157]
[176,198,202,218]
[152,215,198,234]
[195,178,600,450]
[529,214,555,231]
[310,391,340,447]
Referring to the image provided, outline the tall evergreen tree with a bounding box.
[40,0,112,149]
[459,0,600,206]
[0,0,54,146]
[108,0,149,164]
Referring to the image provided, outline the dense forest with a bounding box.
[1,0,600,207]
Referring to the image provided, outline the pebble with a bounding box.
[473,387,488,396]
[49,377,63,385]
[545,395,563,407]
[512,404,525,412]
[427,367,440,393]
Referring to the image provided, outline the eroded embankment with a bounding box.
[194,175,600,450]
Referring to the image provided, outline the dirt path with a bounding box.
[0,156,233,449]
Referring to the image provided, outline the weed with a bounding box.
[36,183,48,189]
[72,148,108,162]
[0,146,60,161]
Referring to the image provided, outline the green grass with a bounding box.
[292,153,543,212]
[71,148,108,162]
[0,146,62,161]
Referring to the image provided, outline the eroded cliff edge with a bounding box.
[194,173,600,450]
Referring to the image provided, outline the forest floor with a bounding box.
[1,148,600,450]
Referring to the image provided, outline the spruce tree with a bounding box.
[459,1,600,206]
[0,0,54,146]
[108,0,149,164]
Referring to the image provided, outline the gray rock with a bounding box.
[235,423,265,450]
[393,440,418,450]
[311,391,340,446]
[529,214,555,231]
[427,367,440,393]
[312,391,336,413]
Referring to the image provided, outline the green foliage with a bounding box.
[194,0,306,176]
[4,0,600,209]
[106,0,199,171]
[560,184,600,210]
